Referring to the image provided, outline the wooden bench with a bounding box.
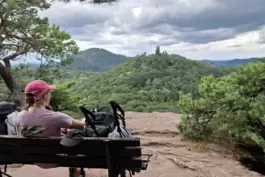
[0,135,150,177]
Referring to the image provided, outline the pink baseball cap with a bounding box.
[24,80,56,101]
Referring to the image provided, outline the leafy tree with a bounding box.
[0,0,79,68]
[178,61,265,168]
[0,0,79,100]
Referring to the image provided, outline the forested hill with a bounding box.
[62,53,234,112]
[200,57,265,67]
[64,48,128,72]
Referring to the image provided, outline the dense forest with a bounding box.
[8,51,234,113]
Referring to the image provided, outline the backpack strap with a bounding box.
[108,100,123,137]
[117,114,126,128]
[78,105,96,121]
[78,105,99,136]
[112,101,125,117]
[109,100,126,127]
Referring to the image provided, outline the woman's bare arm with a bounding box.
[69,118,85,130]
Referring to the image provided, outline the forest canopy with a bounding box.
[8,52,234,113]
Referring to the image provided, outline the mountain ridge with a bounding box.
[64,48,129,72]
[11,48,264,70]
[200,57,265,67]
[11,48,129,72]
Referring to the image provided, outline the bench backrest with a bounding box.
[0,135,142,170]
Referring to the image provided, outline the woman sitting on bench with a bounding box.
[15,80,86,169]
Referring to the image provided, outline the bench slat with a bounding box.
[0,136,140,147]
[0,145,141,157]
[0,154,142,169]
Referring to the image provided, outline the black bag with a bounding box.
[79,100,127,138]
[0,102,19,135]
[75,101,134,177]
[84,112,116,137]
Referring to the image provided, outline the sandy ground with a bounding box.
[4,112,264,177]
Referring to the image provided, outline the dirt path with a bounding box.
[6,112,264,177]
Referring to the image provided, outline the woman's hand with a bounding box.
[61,128,68,136]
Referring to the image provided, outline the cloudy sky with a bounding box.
[40,0,265,60]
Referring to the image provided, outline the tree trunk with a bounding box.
[0,58,16,101]
[3,58,11,69]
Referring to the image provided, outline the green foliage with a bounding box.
[11,64,63,86]
[10,52,232,113]
[0,0,79,65]
[178,61,265,153]
[58,53,233,112]
[49,81,81,118]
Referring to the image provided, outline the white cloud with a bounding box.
[165,29,265,59]
[39,0,265,60]
[132,7,142,18]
